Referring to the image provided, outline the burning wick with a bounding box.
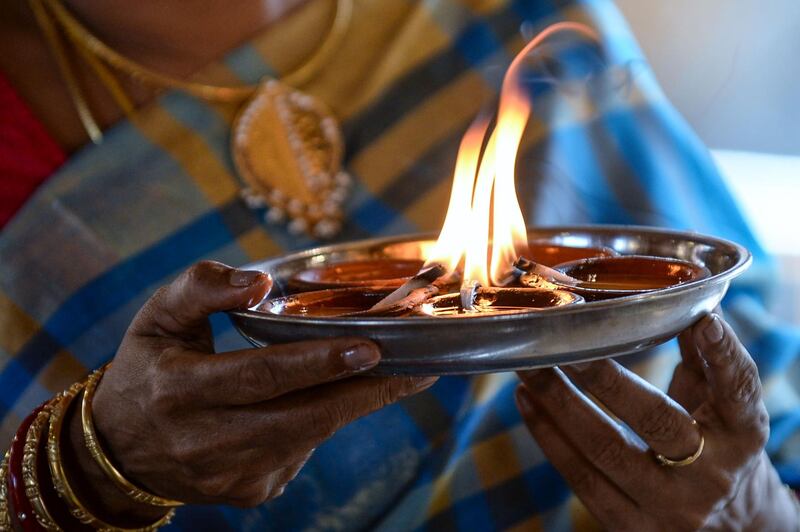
[460,280,481,311]
[497,257,579,287]
[367,263,447,313]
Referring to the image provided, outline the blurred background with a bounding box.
[616,0,800,323]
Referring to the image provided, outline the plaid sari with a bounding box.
[1,0,798,530]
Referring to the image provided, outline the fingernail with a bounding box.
[246,294,264,308]
[229,269,264,287]
[340,344,381,370]
[412,376,438,390]
[515,385,535,414]
[702,314,724,344]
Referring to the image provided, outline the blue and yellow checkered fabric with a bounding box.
[2,0,799,530]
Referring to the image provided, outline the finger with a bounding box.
[693,314,765,428]
[227,458,309,507]
[237,452,312,501]
[162,338,382,405]
[253,375,438,457]
[671,328,709,412]
[517,368,660,497]
[516,386,642,529]
[562,360,702,461]
[677,327,706,376]
[667,362,707,414]
[132,261,272,337]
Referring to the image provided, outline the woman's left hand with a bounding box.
[516,314,799,531]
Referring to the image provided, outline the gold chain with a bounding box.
[29,0,104,142]
[29,0,353,141]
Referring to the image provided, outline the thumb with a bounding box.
[131,260,271,337]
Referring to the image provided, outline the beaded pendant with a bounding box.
[232,79,351,239]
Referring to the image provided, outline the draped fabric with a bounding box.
[1,0,798,530]
[0,74,66,227]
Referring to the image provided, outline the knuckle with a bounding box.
[137,286,170,326]
[709,331,737,362]
[230,478,275,508]
[524,370,559,395]
[753,407,770,446]
[719,331,738,357]
[378,379,408,406]
[592,441,625,472]
[186,260,221,282]
[570,468,598,495]
[170,438,209,470]
[739,405,770,449]
[706,470,736,501]
[151,354,191,409]
[172,445,199,469]
[729,360,761,405]
[675,513,708,532]
[268,485,287,500]
[237,355,279,400]
[195,475,229,501]
[637,402,684,443]
[592,364,626,398]
[309,403,346,437]
[150,377,180,416]
[150,285,170,306]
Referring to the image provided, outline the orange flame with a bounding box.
[425,22,600,286]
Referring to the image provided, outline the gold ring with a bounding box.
[654,419,705,467]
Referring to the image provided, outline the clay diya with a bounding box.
[526,240,617,267]
[419,287,583,317]
[288,258,425,291]
[526,255,711,301]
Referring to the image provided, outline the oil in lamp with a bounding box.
[536,255,711,301]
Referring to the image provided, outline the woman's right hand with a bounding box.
[65,261,436,519]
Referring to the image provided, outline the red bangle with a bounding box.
[6,403,47,532]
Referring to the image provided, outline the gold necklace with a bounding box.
[29,0,355,239]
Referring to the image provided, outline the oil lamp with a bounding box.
[288,258,424,291]
[538,255,711,301]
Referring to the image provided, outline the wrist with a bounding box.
[63,393,170,525]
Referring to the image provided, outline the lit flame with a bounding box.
[423,114,491,277]
[425,22,600,286]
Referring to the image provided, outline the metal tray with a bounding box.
[228,225,750,375]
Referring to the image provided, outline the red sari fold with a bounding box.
[0,72,65,228]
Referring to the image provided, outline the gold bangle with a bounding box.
[1,451,11,530]
[82,368,183,508]
[23,404,61,531]
[48,381,175,531]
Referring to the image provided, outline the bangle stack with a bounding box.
[1,451,12,529]
[0,365,181,531]
[6,403,48,531]
[23,404,61,530]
